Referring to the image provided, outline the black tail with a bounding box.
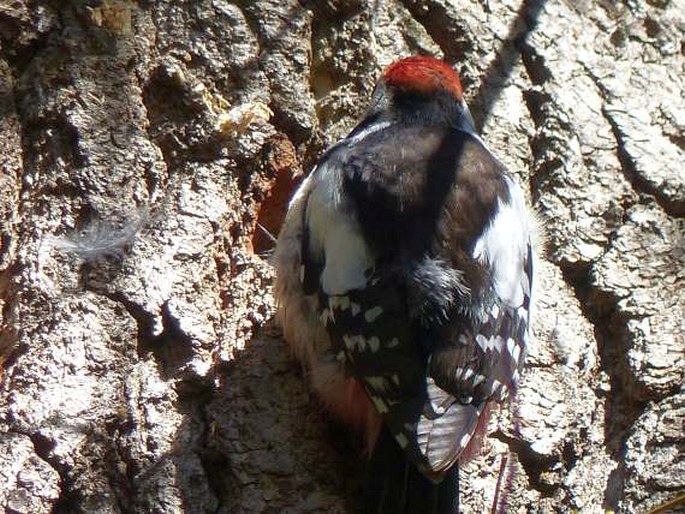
[358,428,459,514]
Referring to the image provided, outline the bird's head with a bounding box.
[381,55,464,101]
[368,56,475,131]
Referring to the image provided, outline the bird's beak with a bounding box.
[460,98,476,132]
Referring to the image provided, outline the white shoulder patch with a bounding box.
[306,161,375,295]
[472,175,532,307]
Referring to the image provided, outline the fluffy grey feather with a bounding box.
[52,209,150,262]
[405,257,469,325]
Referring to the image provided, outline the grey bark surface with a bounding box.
[0,1,682,513]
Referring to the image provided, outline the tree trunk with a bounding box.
[0,1,682,512]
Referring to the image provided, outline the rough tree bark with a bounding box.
[0,1,683,513]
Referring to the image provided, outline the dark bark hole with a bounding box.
[250,134,303,256]
[142,301,194,378]
[106,294,193,378]
[491,430,559,496]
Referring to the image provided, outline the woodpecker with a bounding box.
[274,56,535,514]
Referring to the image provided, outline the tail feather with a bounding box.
[359,428,459,514]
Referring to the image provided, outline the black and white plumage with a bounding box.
[274,56,536,513]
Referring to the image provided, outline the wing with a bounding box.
[302,123,534,473]
[418,148,535,471]
[419,185,534,469]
